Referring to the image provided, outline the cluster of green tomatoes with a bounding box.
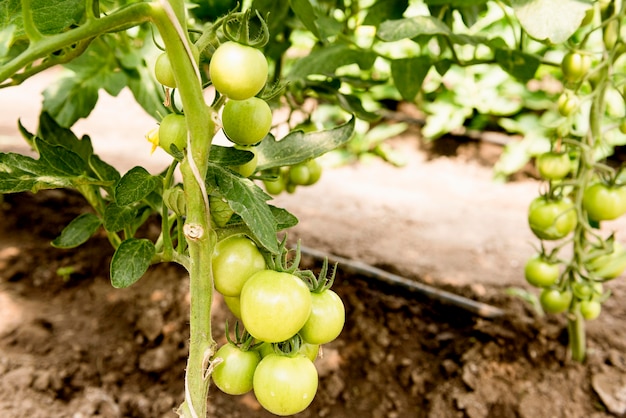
[524,46,626,319]
[211,235,345,416]
[150,38,323,195]
[150,33,344,416]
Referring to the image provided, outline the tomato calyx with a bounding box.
[222,8,269,48]
[224,320,260,351]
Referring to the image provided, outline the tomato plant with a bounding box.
[253,353,318,416]
[240,270,312,342]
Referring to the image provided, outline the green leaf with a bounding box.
[0,152,70,193]
[256,117,356,171]
[391,56,431,102]
[110,238,155,288]
[123,53,168,122]
[103,203,136,233]
[206,164,279,254]
[115,166,158,206]
[363,0,409,27]
[511,0,592,44]
[209,145,255,166]
[51,213,102,248]
[38,112,94,160]
[35,138,87,176]
[378,16,450,42]
[89,154,121,184]
[494,49,540,82]
[287,44,377,80]
[290,0,320,39]
[270,206,298,231]
[0,0,85,39]
[0,23,15,58]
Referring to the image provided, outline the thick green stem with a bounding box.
[568,306,586,362]
[150,2,216,417]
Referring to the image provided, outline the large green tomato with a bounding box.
[240,270,312,342]
[582,183,626,221]
[299,289,345,345]
[528,196,577,240]
[223,295,241,318]
[222,97,272,145]
[212,343,261,395]
[536,152,570,181]
[253,354,318,416]
[561,52,591,84]
[524,255,560,288]
[212,236,266,297]
[158,113,187,155]
[586,242,626,279]
[580,300,602,320]
[540,289,573,314]
[209,41,268,100]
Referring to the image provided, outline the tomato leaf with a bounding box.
[0,0,85,39]
[511,0,592,44]
[391,56,431,102]
[37,112,94,161]
[115,166,159,206]
[110,238,155,288]
[256,117,355,171]
[287,44,377,80]
[0,152,71,193]
[205,163,279,254]
[270,206,298,230]
[209,145,255,166]
[103,203,137,233]
[52,212,102,249]
[289,0,320,39]
[494,49,540,82]
[363,0,408,26]
[35,138,87,176]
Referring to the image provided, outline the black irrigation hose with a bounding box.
[299,245,506,320]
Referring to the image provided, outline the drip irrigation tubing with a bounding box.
[299,245,506,320]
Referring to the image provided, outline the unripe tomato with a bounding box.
[209,195,234,227]
[620,120,626,135]
[528,196,577,240]
[536,152,571,180]
[557,92,579,117]
[240,270,312,342]
[524,255,560,288]
[212,343,261,395]
[158,113,187,156]
[305,159,323,185]
[299,289,345,345]
[561,52,591,84]
[209,41,268,100]
[580,300,602,320]
[223,295,241,318]
[289,163,311,186]
[263,175,286,195]
[253,354,318,416]
[212,236,266,297]
[154,45,200,88]
[222,97,272,145]
[572,281,603,301]
[231,146,258,177]
[582,183,626,221]
[540,288,573,314]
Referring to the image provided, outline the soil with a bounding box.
[2,75,626,418]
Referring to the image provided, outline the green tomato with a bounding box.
[557,92,579,117]
[540,288,573,314]
[240,270,312,343]
[154,45,200,88]
[305,159,323,185]
[209,195,234,227]
[289,163,311,186]
[212,343,261,395]
[536,152,571,181]
[524,256,560,288]
[212,236,266,297]
[620,120,626,135]
[299,289,345,345]
[222,97,272,145]
[263,175,285,195]
[582,183,626,221]
[223,295,241,318]
[158,113,187,156]
[528,196,577,240]
[572,281,603,301]
[580,300,602,320]
[587,242,626,279]
[253,354,318,416]
[561,52,591,84]
[231,146,258,177]
[209,41,268,100]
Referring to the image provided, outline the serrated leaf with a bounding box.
[0,0,85,39]
[287,44,377,80]
[290,0,320,38]
[363,0,409,27]
[206,164,279,254]
[378,16,451,42]
[256,117,355,171]
[209,145,254,166]
[89,154,121,184]
[103,203,136,232]
[38,112,94,160]
[35,138,87,176]
[110,238,155,288]
[511,0,592,44]
[0,152,70,193]
[391,56,431,102]
[494,49,540,82]
[52,213,102,248]
[269,206,298,230]
[115,166,158,206]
